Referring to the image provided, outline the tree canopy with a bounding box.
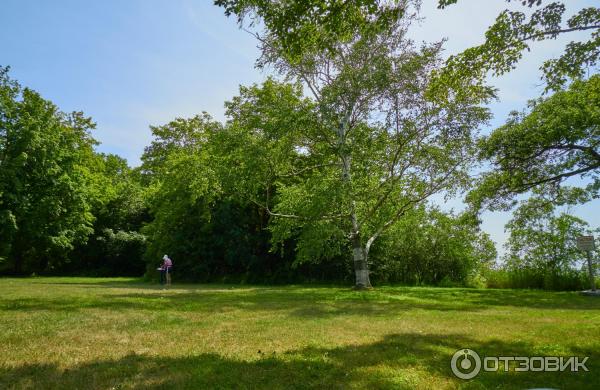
[470,75,600,211]
[0,67,97,273]
[434,0,600,94]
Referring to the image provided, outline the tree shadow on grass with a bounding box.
[28,277,600,311]
[1,333,597,389]
[2,285,599,319]
[0,289,490,317]
[383,287,600,311]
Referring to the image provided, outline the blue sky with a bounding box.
[1,0,597,256]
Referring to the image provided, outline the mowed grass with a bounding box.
[1,278,599,389]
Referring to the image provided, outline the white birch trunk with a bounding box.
[352,235,372,289]
[338,112,372,289]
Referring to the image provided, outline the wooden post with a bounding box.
[577,236,596,292]
[586,250,596,292]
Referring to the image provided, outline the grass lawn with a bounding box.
[1,278,599,389]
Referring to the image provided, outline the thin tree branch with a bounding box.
[517,163,600,190]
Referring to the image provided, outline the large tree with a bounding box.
[0,67,97,273]
[217,1,489,288]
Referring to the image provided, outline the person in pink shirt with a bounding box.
[160,255,173,287]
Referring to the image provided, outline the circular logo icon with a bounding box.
[451,349,481,379]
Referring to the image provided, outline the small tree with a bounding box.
[503,196,596,289]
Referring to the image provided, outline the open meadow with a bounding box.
[1,277,599,389]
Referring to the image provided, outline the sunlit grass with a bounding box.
[1,277,599,389]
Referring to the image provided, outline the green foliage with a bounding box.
[369,207,496,286]
[141,113,220,181]
[0,67,149,276]
[470,76,600,211]
[139,114,287,282]
[494,196,599,290]
[0,66,97,273]
[64,153,149,276]
[433,1,600,95]
[485,266,590,291]
[64,228,147,276]
[215,0,410,63]
[140,115,222,278]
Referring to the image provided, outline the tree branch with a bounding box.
[517,162,600,190]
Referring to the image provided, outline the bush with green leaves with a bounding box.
[496,196,599,290]
[368,207,496,286]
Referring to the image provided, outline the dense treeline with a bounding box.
[138,110,496,285]
[0,65,597,289]
[0,67,149,276]
[0,66,496,285]
[2,65,594,288]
